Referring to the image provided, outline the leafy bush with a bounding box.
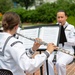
[67,16,75,26]
[6,0,75,26]
[8,8,27,22]
[36,3,56,23]
[0,0,14,14]
[22,10,39,23]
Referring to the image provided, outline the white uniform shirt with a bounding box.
[0,32,49,75]
[59,22,74,54]
[64,22,74,42]
[66,28,75,46]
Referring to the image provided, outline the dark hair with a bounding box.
[57,10,67,16]
[2,12,20,31]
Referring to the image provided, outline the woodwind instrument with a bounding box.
[16,33,74,56]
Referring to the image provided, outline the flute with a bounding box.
[16,33,74,56]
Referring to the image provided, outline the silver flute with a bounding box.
[16,33,74,56]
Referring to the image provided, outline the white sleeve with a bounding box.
[25,48,35,58]
[65,25,75,43]
[9,41,50,74]
[67,28,75,43]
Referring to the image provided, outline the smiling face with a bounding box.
[57,11,67,26]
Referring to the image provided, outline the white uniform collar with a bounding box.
[57,22,68,29]
[63,22,68,29]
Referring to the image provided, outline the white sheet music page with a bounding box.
[19,28,39,48]
[39,26,59,49]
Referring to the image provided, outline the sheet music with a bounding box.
[18,25,60,49]
[19,28,39,48]
[39,26,59,49]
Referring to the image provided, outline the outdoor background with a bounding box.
[0,0,75,28]
[0,0,75,75]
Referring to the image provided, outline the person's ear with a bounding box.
[15,25,18,30]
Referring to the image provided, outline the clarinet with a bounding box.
[16,33,74,56]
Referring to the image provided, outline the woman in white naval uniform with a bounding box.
[0,12,57,75]
[47,10,75,75]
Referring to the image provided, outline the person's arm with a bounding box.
[66,26,75,42]
[25,38,42,58]
[25,48,35,58]
[9,40,56,74]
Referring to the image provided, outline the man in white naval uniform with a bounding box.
[0,12,57,75]
[47,10,75,75]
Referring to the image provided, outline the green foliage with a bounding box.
[0,0,14,13]
[0,16,2,21]
[67,16,75,26]
[8,8,27,22]
[36,3,56,23]
[12,0,35,9]
[6,0,75,26]
[23,10,39,23]
[55,0,75,16]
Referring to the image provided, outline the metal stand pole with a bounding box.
[46,59,49,75]
[39,51,43,75]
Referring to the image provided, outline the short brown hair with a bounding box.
[57,10,67,16]
[2,12,20,31]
